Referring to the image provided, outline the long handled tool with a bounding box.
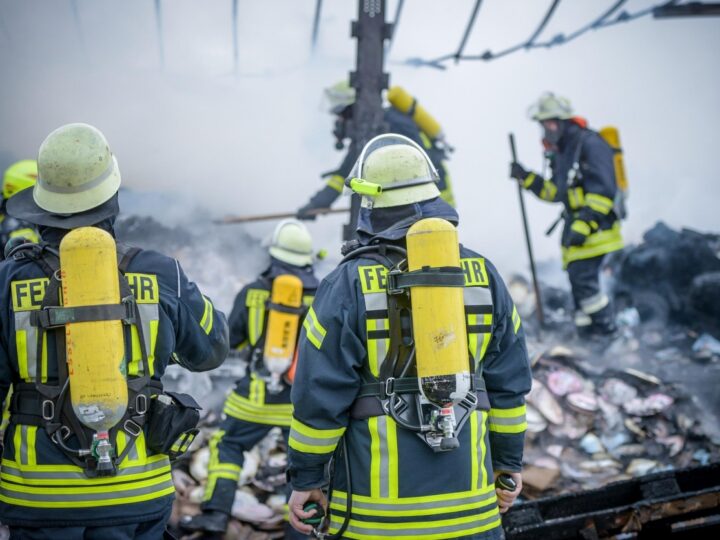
[214,207,349,225]
[509,133,545,327]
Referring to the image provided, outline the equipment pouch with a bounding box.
[146,391,201,459]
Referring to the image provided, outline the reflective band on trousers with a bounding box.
[223,391,293,426]
[328,507,501,539]
[580,292,609,315]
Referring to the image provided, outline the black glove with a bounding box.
[510,162,530,181]
[296,185,340,221]
[564,220,591,247]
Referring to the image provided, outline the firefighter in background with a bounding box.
[1,160,40,257]
[510,93,624,336]
[288,134,531,539]
[296,81,456,220]
[181,219,318,538]
[0,123,229,539]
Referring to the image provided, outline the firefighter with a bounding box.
[0,123,229,539]
[296,81,455,221]
[181,219,318,538]
[1,160,41,258]
[288,134,531,539]
[510,92,624,336]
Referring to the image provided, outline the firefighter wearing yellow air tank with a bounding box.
[510,92,625,336]
[0,123,229,538]
[296,81,456,220]
[288,134,532,539]
[1,160,41,258]
[181,219,319,539]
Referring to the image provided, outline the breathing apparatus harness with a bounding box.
[304,241,491,538]
[7,241,199,477]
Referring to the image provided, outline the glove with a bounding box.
[296,185,340,221]
[564,220,591,247]
[509,162,530,181]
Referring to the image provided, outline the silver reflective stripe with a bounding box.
[329,512,501,537]
[463,287,492,308]
[14,312,38,379]
[137,304,159,376]
[331,490,496,513]
[1,458,169,480]
[364,292,389,376]
[0,476,173,503]
[288,429,342,449]
[377,416,391,498]
[487,415,526,427]
[37,159,115,194]
[580,292,609,315]
[19,426,29,465]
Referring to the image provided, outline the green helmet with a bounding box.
[347,134,440,209]
[528,92,574,121]
[35,123,121,214]
[324,80,356,114]
[3,160,37,199]
[269,219,314,267]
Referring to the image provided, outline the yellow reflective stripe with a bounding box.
[585,193,614,215]
[328,507,501,539]
[326,174,345,193]
[366,317,389,378]
[128,326,141,377]
[289,418,345,454]
[522,173,536,189]
[478,314,492,359]
[470,411,478,490]
[332,484,495,506]
[571,220,591,236]
[248,375,267,405]
[226,393,292,414]
[539,180,557,201]
[9,228,40,243]
[246,289,269,345]
[16,330,28,380]
[479,411,488,488]
[303,307,326,349]
[562,222,624,267]
[387,418,398,498]
[488,405,527,433]
[511,305,521,334]
[148,319,158,377]
[467,313,479,360]
[199,296,214,334]
[235,339,249,351]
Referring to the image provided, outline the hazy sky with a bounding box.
[1,0,718,279]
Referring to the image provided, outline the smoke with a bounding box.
[1,0,718,287]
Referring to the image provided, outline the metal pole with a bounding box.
[310,0,322,52]
[343,0,390,241]
[154,0,165,69]
[509,133,545,327]
[232,0,239,73]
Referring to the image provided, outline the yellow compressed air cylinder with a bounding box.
[60,227,127,433]
[264,274,303,378]
[599,126,628,192]
[407,218,470,407]
[387,86,443,140]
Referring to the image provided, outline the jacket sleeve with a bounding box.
[287,267,365,490]
[481,261,532,473]
[167,259,229,372]
[576,134,617,229]
[227,287,249,350]
[522,169,559,202]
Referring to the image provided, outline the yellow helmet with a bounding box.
[269,219,314,267]
[324,80,356,114]
[528,92,574,121]
[347,134,440,209]
[3,160,38,199]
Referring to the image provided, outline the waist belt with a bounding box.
[351,374,490,420]
[9,380,164,427]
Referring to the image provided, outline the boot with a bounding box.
[180,510,229,533]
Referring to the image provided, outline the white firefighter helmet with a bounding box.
[269,219,314,267]
[324,80,356,114]
[346,133,440,209]
[528,92,574,122]
[34,123,121,214]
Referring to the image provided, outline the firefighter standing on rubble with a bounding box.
[1,160,41,258]
[0,123,229,539]
[296,81,456,220]
[510,93,624,336]
[288,134,531,539]
[181,219,318,539]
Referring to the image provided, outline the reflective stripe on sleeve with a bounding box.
[585,193,614,215]
[326,175,345,193]
[511,305,521,334]
[302,307,327,350]
[289,417,345,455]
[199,296,214,334]
[488,405,527,434]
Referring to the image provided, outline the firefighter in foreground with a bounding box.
[288,134,532,539]
[181,219,318,538]
[510,93,624,336]
[0,123,229,538]
[296,81,456,221]
[1,160,41,257]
